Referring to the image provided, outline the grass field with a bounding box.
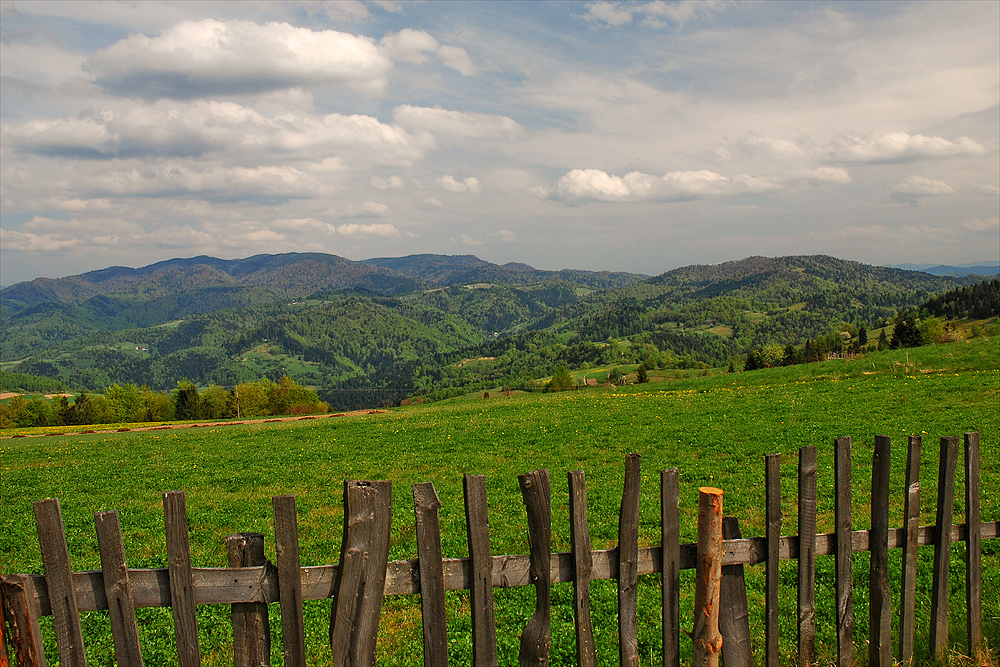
[2,338,998,666]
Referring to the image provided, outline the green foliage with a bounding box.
[545,366,575,392]
[1,339,997,665]
[891,312,924,349]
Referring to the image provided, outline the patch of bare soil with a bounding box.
[1,410,389,439]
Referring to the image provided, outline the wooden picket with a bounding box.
[1,433,996,667]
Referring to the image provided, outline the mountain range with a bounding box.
[1,253,994,407]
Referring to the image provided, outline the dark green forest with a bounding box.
[2,253,996,409]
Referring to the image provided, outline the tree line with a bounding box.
[0,376,327,429]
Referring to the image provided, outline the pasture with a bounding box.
[2,338,998,665]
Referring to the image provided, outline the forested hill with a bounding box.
[1,253,993,408]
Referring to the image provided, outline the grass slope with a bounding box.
[1,338,997,666]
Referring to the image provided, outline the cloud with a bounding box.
[553,168,784,202]
[4,100,431,164]
[829,132,988,163]
[341,201,391,217]
[85,19,391,98]
[334,222,398,237]
[371,175,404,189]
[422,197,444,208]
[737,137,807,160]
[460,234,484,246]
[0,215,146,252]
[493,229,518,242]
[791,167,852,184]
[436,175,480,193]
[392,105,522,139]
[583,1,724,28]
[892,175,954,201]
[379,29,477,75]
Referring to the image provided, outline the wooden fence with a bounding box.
[1,433,995,667]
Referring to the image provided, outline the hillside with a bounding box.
[1,253,990,407]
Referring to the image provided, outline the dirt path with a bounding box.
[2,410,389,439]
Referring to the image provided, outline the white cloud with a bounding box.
[494,229,518,242]
[737,137,807,160]
[893,175,955,198]
[792,167,852,185]
[422,197,444,208]
[4,100,431,164]
[335,222,398,237]
[342,201,391,217]
[436,175,480,193]
[392,105,522,139]
[379,29,478,75]
[554,168,785,202]
[582,2,633,26]
[460,234,484,246]
[85,19,391,98]
[829,132,988,163]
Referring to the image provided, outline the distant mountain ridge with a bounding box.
[892,262,999,277]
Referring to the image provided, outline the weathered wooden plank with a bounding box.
[964,432,982,659]
[797,446,817,667]
[0,578,8,667]
[1,574,47,667]
[163,491,201,667]
[719,517,752,667]
[567,471,596,667]
[869,435,891,667]
[898,436,921,664]
[833,437,854,667]
[33,498,87,667]
[94,511,144,667]
[413,482,448,667]
[618,453,641,667]
[518,469,551,667]
[693,487,724,667]
[930,436,958,660]
[330,480,392,667]
[272,495,306,667]
[463,474,497,667]
[764,452,781,667]
[10,524,1000,611]
[225,533,270,667]
[661,468,680,667]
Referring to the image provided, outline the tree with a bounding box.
[546,366,575,392]
[858,325,868,346]
[636,363,649,383]
[877,329,888,351]
[174,381,202,421]
[890,312,923,349]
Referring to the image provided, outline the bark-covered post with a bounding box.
[693,487,724,667]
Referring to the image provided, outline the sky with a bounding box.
[1,1,998,286]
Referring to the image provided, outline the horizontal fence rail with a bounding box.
[2,432,995,667]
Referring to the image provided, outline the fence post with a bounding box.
[661,468,681,667]
[719,517,752,667]
[869,436,891,667]
[518,469,552,667]
[0,575,47,667]
[764,453,781,667]
[163,491,201,667]
[463,474,497,667]
[898,436,921,664]
[833,437,854,667]
[225,533,271,667]
[929,436,958,660]
[568,471,597,667]
[693,487,723,667]
[797,446,817,667]
[413,482,448,667]
[272,495,307,667]
[330,480,393,667]
[964,432,982,660]
[33,498,87,667]
[94,511,145,667]
[618,453,641,667]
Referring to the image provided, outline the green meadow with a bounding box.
[2,338,998,666]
